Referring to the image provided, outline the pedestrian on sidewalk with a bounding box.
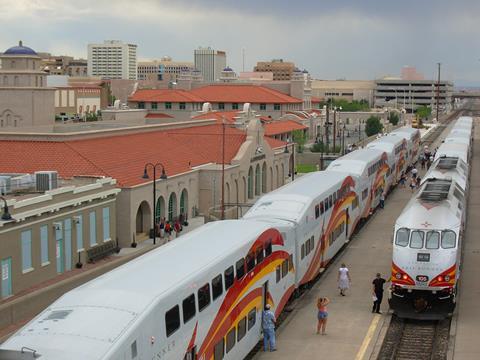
[317,297,330,335]
[262,304,277,352]
[372,273,386,314]
[409,177,416,192]
[412,167,418,179]
[338,263,351,296]
[379,191,385,209]
[399,172,406,188]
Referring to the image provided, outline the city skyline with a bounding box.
[1,0,479,85]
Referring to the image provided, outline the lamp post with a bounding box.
[333,106,342,152]
[0,196,12,221]
[142,163,167,245]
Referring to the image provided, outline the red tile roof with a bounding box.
[128,85,303,105]
[145,113,174,119]
[265,137,287,149]
[311,96,324,103]
[190,84,302,104]
[128,89,205,103]
[192,111,240,124]
[0,125,248,188]
[263,120,308,136]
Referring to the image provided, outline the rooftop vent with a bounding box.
[419,179,451,202]
[436,157,458,170]
[44,310,72,321]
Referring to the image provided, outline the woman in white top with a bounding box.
[338,263,351,296]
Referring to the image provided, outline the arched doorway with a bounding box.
[155,196,165,224]
[281,163,285,185]
[180,189,188,219]
[255,164,261,196]
[269,167,273,191]
[136,201,151,235]
[276,165,280,188]
[168,193,177,221]
[242,177,247,202]
[289,154,294,177]
[226,182,231,204]
[248,167,254,199]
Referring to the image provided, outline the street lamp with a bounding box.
[142,163,167,245]
[0,196,12,221]
[333,106,342,152]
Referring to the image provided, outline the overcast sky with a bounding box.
[1,0,479,85]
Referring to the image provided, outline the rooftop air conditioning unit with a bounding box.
[35,171,58,192]
[0,176,12,195]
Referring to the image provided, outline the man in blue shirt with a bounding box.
[262,304,277,352]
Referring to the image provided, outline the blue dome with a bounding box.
[4,41,37,56]
[223,66,233,71]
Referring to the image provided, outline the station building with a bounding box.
[0,177,119,300]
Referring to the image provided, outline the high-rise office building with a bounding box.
[137,57,194,81]
[194,47,226,83]
[254,59,296,81]
[87,40,137,80]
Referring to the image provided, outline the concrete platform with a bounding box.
[255,125,452,360]
[450,119,480,360]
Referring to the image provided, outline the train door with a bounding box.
[1,257,12,299]
[262,281,269,310]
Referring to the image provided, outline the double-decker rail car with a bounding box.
[434,142,470,163]
[326,149,389,217]
[421,156,469,192]
[389,178,467,320]
[367,136,408,190]
[244,171,360,285]
[0,220,297,360]
[388,127,421,165]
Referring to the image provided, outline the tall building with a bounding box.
[254,59,295,81]
[0,41,55,128]
[87,40,137,80]
[137,56,194,81]
[194,47,226,83]
[41,55,88,77]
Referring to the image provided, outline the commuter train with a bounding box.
[0,126,421,360]
[389,116,474,320]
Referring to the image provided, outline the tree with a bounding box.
[292,130,306,153]
[365,116,383,137]
[416,106,431,120]
[388,112,400,126]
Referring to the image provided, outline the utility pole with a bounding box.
[221,117,226,220]
[325,106,330,151]
[435,62,441,123]
[333,108,336,152]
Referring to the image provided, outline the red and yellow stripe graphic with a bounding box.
[428,264,456,287]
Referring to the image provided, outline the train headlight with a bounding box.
[395,273,402,279]
[444,275,450,282]
[437,276,443,282]
[402,274,408,280]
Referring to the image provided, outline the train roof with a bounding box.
[2,220,274,359]
[456,116,473,125]
[390,126,420,138]
[366,135,404,152]
[443,136,470,145]
[449,128,471,136]
[434,143,469,163]
[421,156,468,191]
[396,178,464,230]
[244,171,348,223]
[326,148,384,176]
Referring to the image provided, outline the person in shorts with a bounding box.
[317,297,330,335]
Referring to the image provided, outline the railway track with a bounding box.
[377,316,451,360]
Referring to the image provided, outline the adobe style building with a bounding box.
[0,41,55,129]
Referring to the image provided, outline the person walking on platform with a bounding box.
[317,297,330,335]
[379,191,385,209]
[338,263,351,296]
[411,167,418,179]
[262,304,277,352]
[372,273,386,314]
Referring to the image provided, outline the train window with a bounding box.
[236,259,245,279]
[395,228,410,247]
[246,253,255,272]
[441,230,456,249]
[324,198,329,210]
[182,294,196,324]
[256,247,264,265]
[410,231,424,249]
[247,307,257,330]
[289,254,294,271]
[213,338,224,360]
[212,274,223,301]
[362,189,368,200]
[426,231,440,249]
[165,305,180,337]
[352,196,359,210]
[276,265,281,283]
[198,283,211,312]
[237,317,247,341]
[226,327,236,353]
[320,201,324,214]
[315,205,320,219]
[453,187,464,202]
[265,239,272,256]
[224,266,234,290]
[131,341,138,359]
[333,192,337,203]
[281,259,288,278]
[301,244,305,259]
[329,195,333,208]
